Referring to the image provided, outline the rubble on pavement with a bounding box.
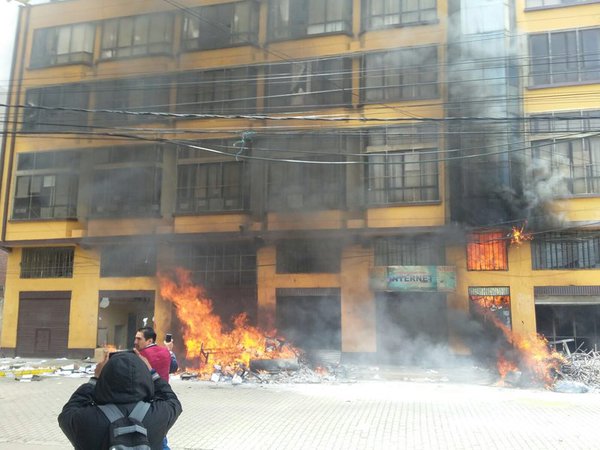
[0,356,95,381]
[557,349,600,391]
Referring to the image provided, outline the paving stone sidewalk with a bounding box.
[0,370,598,450]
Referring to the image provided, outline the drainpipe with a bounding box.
[1,4,30,244]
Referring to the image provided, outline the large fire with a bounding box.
[471,296,564,387]
[158,268,298,376]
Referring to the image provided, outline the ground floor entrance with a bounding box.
[375,292,448,365]
[96,291,154,350]
[16,292,70,357]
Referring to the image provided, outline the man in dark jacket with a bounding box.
[58,350,182,450]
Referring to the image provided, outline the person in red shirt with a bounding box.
[134,327,172,382]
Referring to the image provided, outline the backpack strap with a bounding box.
[98,404,124,423]
[128,401,151,422]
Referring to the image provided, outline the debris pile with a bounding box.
[558,350,600,389]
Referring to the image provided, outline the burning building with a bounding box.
[0,0,599,384]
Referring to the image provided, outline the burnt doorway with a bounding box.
[536,304,600,353]
[97,291,154,350]
[276,289,341,352]
[376,292,448,365]
[16,292,70,357]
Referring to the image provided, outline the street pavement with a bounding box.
[0,367,598,450]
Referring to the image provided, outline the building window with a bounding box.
[31,23,95,68]
[532,137,600,195]
[20,247,74,279]
[176,67,257,115]
[469,287,512,330]
[182,1,259,51]
[268,0,352,41]
[467,232,508,271]
[266,57,352,111]
[100,245,156,277]
[529,110,600,134]
[13,151,79,220]
[374,236,444,266]
[176,242,256,287]
[23,84,90,132]
[176,145,247,213]
[94,76,171,126]
[532,231,600,269]
[362,0,437,30]
[363,46,438,102]
[276,240,341,273]
[529,28,600,86]
[101,13,174,59]
[90,146,162,217]
[526,0,599,8]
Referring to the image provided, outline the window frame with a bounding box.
[176,146,248,214]
[30,23,96,68]
[182,1,260,51]
[362,0,438,31]
[529,27,600,87]
[532,231,600,270]
[13,151,80,220]
[100,12,174,60]
[20,247,74,279]
[362,46,439,103]
[268,0,353,41]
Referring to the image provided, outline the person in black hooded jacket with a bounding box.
[58,349,182,450]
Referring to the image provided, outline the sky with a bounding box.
[0,1,20,102]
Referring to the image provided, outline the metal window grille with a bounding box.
[467,232,508,271]
[176,242,257,287]
[20,247,74,279]
[374,236,444,266]
[532,232,600,269]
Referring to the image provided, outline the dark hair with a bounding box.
[138,326,157,343]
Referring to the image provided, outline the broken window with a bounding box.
[532,231,600,269]
[13,151,79,220]
[469,287,512,330]
[100,245,156,277]
[276,240,341,273]
[363,0,437,30]
[90,145,163,218]
[23,83,90,132]
[363,46,439,102]
[182,1,259,50]
[467,232,508,271]
[101,13,173,59]
[176,145,247,213]
[176,67,257,115]
[21,247,74,279]
[31,23,95,68]
[268,0,351,40]
[266,57,352,111]
[529,28,600,86]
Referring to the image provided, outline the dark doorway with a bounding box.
[376,292,448,365]
[276,290,341,351]
[17,292,70,357]
[536,304,600,353]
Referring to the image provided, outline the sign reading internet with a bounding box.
[370,266,456,292]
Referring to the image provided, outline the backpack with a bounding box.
[98,401,151,450]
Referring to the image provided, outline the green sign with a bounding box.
[370,266,456,292]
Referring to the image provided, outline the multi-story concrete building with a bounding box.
[0,0,598,363]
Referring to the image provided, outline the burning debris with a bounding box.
[159,268,300,378]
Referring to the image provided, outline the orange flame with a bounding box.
[158,268,298,376]
[471,296,563,386]
[509,223,533,246]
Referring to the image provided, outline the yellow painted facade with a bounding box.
[1,0,600,361]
